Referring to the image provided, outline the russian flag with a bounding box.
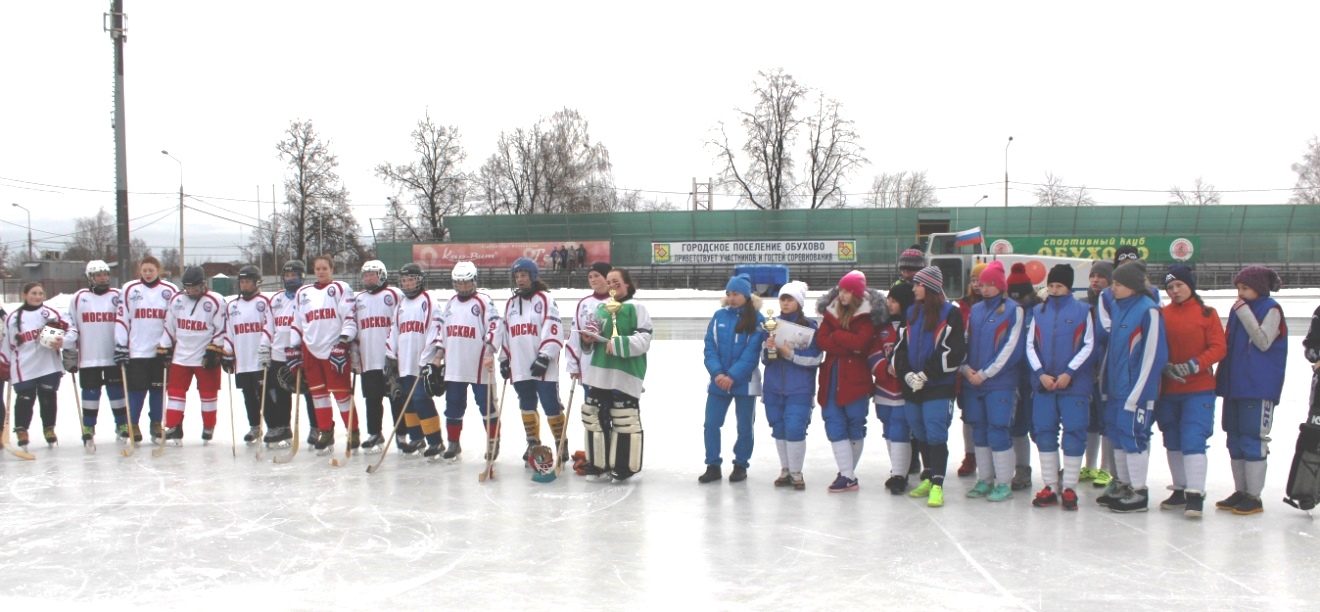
[955,226,983,247]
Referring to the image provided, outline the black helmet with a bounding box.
[237,265,261,297]
[399,263,425,299]
[282,260,306,276]
[182,266,205,288]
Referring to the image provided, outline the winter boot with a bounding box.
[1109,487,1149,513]
[1011,465,1032,491]
[243,426,262,445]
[1231,495,1264,516]
[360,434,385,454]
[1216,491,1246,511]
[957,453,976,477]
[1184,491,1205,518]
[729,465,748,483]
[314,429,335,456]
[1160,488,1187,510]
[697,465,722,483]
[774,468,793,487]
[443,439,462,462]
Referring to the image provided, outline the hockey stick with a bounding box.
[330,373,359,467]
[151,361,171,458]
[70,371,93,455]
[3,383,35,461]
[479,377,509,482]
[119,364,136,457]
[227,370,237,458]
[554,379,577,477]
[366,376,423,474]
[272,371,302,464]
[254,365,269,461]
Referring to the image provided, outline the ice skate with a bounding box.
[306,427,319,446]
[442,439,462,463]
[360,433,384,454]
[347,429,361,456]
[164,426,184,446]
[424,441,446,462]
[131,424,143,443]
[15,429,30,449]
[400,439,425,457]
[115,424,130,446]
[263,427,292,448]
[243,426,262,446]
[314,430,335,456]
[150,422,164,445]
[44,426,58,447]
[201,428,215,444]
[82,426,96,454]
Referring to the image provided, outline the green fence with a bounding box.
[376,204,1320,270]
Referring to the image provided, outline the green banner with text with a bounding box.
[987,236,1199,263]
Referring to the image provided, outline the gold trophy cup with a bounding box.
[604,289,622,339]
[763,308,779,359]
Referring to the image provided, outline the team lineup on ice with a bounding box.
[2,250,1320,608]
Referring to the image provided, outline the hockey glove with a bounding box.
[1306,346,1320,364]
[1169,359,1198,379]
[257,345,271,369]
[421,363,447,397]
[529,354,550,378]
[202,344,228,370]
[384,357,399,381]
[221,356,236,375]
[500,359,512,381]
[113,345,130,367]
[284,346,303,373]
[904,372,926,391]
[156,345,174,366]
[329,337,350,374]
[62,348,79,374]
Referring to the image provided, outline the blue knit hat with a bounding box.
[725,274,752,299]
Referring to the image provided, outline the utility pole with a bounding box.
[162,150,184,273]
[1004,136,1013,208]
[105,0,131,284]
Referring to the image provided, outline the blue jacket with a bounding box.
[1104,292,1168,410]
[761,311,821,399]
[1027,294,1096,393]
[963,294,1025,392]
[1216,296,1287,402]
[895,301,966,402]
[703,299,767,397]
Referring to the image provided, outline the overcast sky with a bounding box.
[2,1,1317,264]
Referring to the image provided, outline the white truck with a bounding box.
[923,232,1095,300]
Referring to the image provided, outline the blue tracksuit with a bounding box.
[1026,294,1095,455]
[702,303,766,467]
[761,312,821,442]
[1216,296,1287,461]
[1104,292,1169,453]
[962,295,1024,452]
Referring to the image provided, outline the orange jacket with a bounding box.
[1160,299,1227,395]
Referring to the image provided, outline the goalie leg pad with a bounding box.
[581,392,609,470]
[609,395,644,474]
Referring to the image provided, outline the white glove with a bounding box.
[905,372,926,391]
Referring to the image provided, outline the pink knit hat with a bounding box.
[838,270,867,296]
[979,261,1007,292]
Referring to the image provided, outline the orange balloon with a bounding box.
[1025,260,1047,285]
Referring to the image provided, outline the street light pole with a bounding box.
[971,195,988,207]
[161,150,184,273]
[1004,136,1013,208]
[11,203,32,261]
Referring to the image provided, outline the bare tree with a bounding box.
[1291,135,1320,205]
[864,171,941,208]
[129,237,151,265]
[276,120,349,262]
[611,190,679,212]
[1034,172,1095,207]
[477,108,614,215]
[375,111,469,240]
[65,208,147,263]
[1168,177,1223,206]
[0,243,18,279]
[802,94,867,209]
[710,69,808,210]
[160,248,180,277]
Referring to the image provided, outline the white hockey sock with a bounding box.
[1127,451,1150,490]
[1039,450,1060,489]
[962,422,974,455]
[850,438,864,470]
[1113,449,1130,483]
[1166,450,1186,489]
[975,446,994,481]
[1244,460,1268,497]
[787,441,807,474]
[992,450,1016,486]
[1101,436,1115,473]
[1084,432,1100,469]
[776,439,789,470]
[832,440,856,479]
[1013,436,1031,469]
[1184,453,1208,493]
[1062,455,1083,490]
[890,441,911,477]
[1231,458,1246,493]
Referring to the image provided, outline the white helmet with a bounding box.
[39,325,65,349]
[361,259,388,290]
[451,261,478,282]
[86,260,111,278]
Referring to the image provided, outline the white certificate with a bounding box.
[767,319,817,349]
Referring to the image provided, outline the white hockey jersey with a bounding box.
[291,281,357,359]
[501,291,564,383]
[116,279,179,358]
[224,294,274,374]
[160,291,227,368]
[565,291,610,380]
[66,287,122,368]
[437,292,501,384]
[354,286,402,372]
[270,289,300,356]
[385,292,441,377]
[3,305,70,383]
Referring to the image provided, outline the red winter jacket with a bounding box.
[1161,298,1227,395]
[815,294,877,407]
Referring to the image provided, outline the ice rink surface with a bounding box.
[1,291,1318,610]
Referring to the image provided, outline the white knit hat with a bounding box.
[778,280,809,311]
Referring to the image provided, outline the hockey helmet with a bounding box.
[361,260,388,291]
[38,324,65,349]
[282,260,306,291]
[85,260,112,292]
[451,261,478,283]
[527,445,555,476]
[399,263,425,299]
[181,266,206,295]
[237,265,261,297]
[510,257,539,284]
